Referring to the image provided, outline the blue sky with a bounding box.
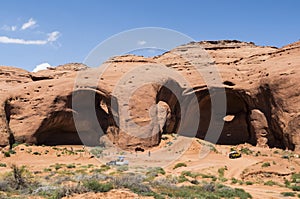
[0,0,299,71]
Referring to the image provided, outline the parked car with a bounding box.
[106,156,129,166]
[229,151,242,159]
[106,160,117,166]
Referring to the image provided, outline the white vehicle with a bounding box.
[106,156,129,166]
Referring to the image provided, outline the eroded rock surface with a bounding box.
[0,40,299,151]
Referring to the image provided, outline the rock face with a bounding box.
[0,41,299,151]
[250,109,269,148]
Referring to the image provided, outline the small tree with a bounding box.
[11,164,28,189]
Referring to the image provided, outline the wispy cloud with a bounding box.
[47,31,60,42]
[137,40,147,46]
[0,36,47,45]
[0,31,60,45]
[32,62,52,72]
[1,25,17,31]
[21,18,37,30]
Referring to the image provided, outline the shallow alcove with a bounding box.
[34,111,83,145]
[34,89,112,146]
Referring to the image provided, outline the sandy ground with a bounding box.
[1,136,300,198]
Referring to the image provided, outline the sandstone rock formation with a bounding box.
[0,40,299,151]
[250,109,270,148]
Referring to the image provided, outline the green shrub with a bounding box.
[52,147,59,151]
[281,192,295,197]
[291,173,300,183]
[282,155,289,159]
[200,173,217,181]
[32,151,41,155]
[100,164,110,171]
[284,179,291,187]
[161,136,168,140]
[202,183,215,192]
[190,179,199,185]
[273,150,279,154]
[291,185,300,191]
[113,174,153,196]
[220,188,252,199]
[7,164,33,190]
[219,177,228,182]
[3,151,10,157]
[91,165,111,173]
[177,174,188,183]
[264,180,276,186]
[181,171,200,178]
[146,167,166,180]
[90,147,103,158]
[154,167,166,175]
[154,184,252,199]
[255,151,261,156]
[9,150,16,154]
[0,163,6,167]
[3,150,16,157]
[240,147,253,155]
[66,164,76,169]
[12,142,21,148]
[88,164,94,168]
[173,162,187,169]
[147,167,165,176]
[117,165,129,172]
[181,170,192,177]
[231,178,238,184]
[83,180,113,192]
[43,168,52,172]
[261,162,271,168]
[245,181,253,185]
[218,167,226,181]
[54,164,63,170]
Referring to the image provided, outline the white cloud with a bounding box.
[32,62,52,72]
[137,40,147,46]
[0,31,60,45]
[21,18,37,30]
[0,36,47,45]
[47,31,60,42]
[1,25,17,31]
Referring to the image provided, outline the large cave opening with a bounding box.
[196,89,255,145]
[156,84,256,146]
[34,89,111,146]
[154,83,291,149]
